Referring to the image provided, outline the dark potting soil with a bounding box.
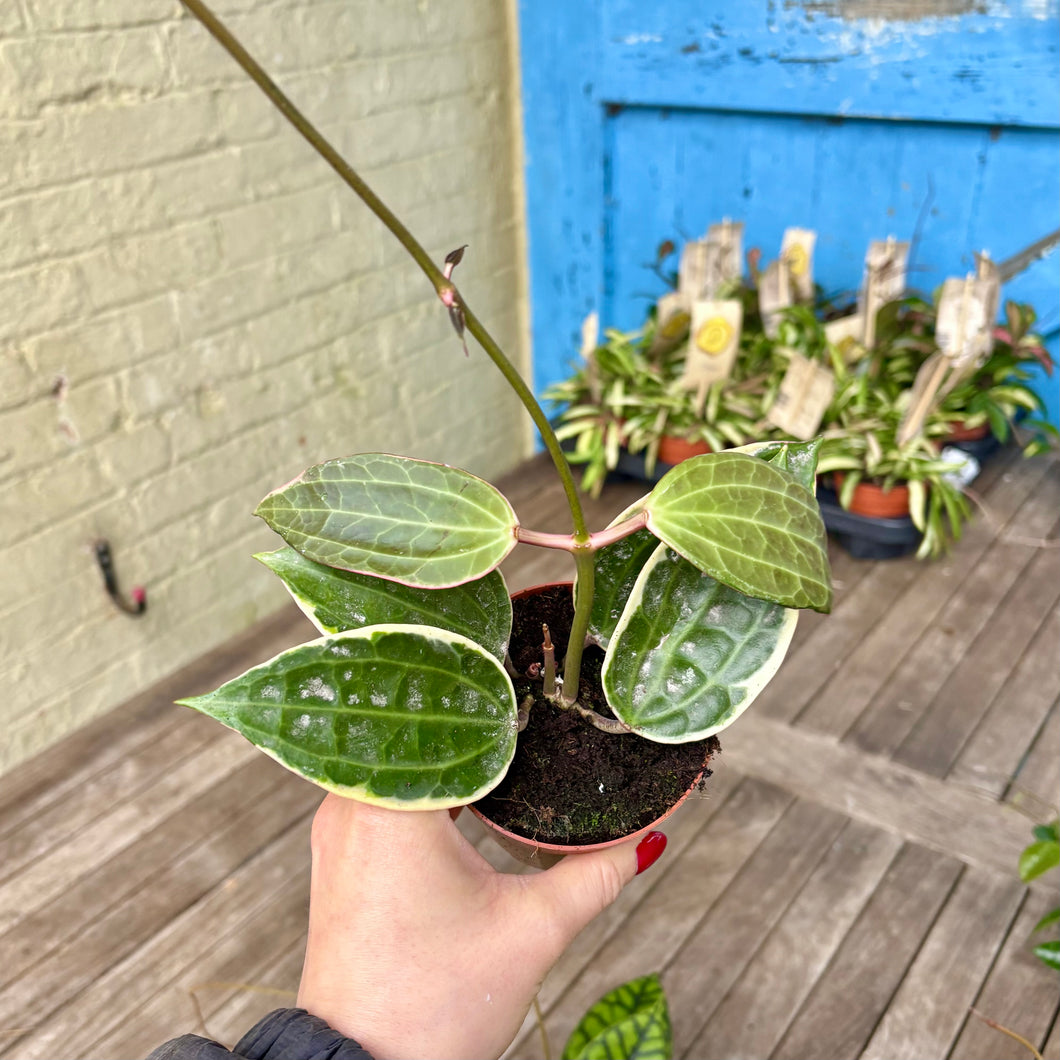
[473,584,719,846]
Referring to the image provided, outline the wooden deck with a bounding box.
[1,446,1058,1060]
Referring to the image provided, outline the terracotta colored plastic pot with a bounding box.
[470,582,711,869]
[944,421,990,443]
[657,435,711,466]
[834,473,911,520]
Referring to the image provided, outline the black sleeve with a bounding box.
[145,1008,375,1060]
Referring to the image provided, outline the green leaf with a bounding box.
[1033,940,1060,971]
[732,438,823,490]
[563,974,672,1060]
[1033,820,1059,843]
[603,544,798,742]
[583,525,661,649]
[256,548,512,660]
[1033,907,1060,933]
[1019,840,1060,883]
[644,452,832,612]
[255,454,518,589]
[178,625,517,809]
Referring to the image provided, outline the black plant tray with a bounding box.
[815,484,922,560]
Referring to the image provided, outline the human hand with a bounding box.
[296,794,667,1060]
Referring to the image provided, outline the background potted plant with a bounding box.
[174,0,833,862]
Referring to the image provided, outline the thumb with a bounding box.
[527,831,668,945]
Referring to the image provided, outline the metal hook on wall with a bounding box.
[94,540,147,617]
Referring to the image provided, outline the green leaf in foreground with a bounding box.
[732,438,823,491]
[255,454,518,588]
[178,625,517,809]
[582,524,660,649]
[1034,939,1060,971]
[644,451,832,612]
[603,544,798,742]
[1019,839,1060,883]
[1034,908,1060,933]
[256,547,512,660]
[563,974,672,1060]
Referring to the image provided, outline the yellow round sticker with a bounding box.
[695,316,733,355]
[786,242,809,277]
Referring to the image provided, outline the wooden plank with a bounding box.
[0,754,303,994]
[720,712,1034,879]
[949,601,1060,799]
[504,767,747,1059]
[7,811,315,1060]
[199,939,305,1051]
[0,710,219,888]
[685,819,902,1060]
[1006,696,1060,814]
[795,452,1055,738]
[0,602,310,832]
[0,767,318,1056]
[772,844,963,1060]
[950,888,1060,1060]
[508,777,793,1059]
[87,864,311,1059]
[860,867,1024,1060]
[1045,1010,1060,1060]
[665,799,849,1057]
[891,534,1060,779]
[0,732,258,935]
[848,484,1060,758]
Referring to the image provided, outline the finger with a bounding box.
[527,830,668,943]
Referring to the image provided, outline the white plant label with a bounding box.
[767,349,836,440]
[860,237,909,347]
[781,227,817,303]
[758,259,792,338]
[681,298,743,389]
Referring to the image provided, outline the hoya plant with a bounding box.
[177,0,832,812]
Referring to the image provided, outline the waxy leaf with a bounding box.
[603,544,798,742]
[178,625,518,809]
[255,454,518,588]
[256,547,512,660]
[644,451,831,612]
[576,497,660,651]
[1034,940,1060,971]
[563,974,672,1060]
[732,438,823,491]
[1019,839,1060,883]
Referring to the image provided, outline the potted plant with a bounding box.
[816,342,973,560]
[174,2,833,860]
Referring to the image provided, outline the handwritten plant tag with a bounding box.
[681,299,743,389]
[974,252,1001,359]
[758,259,792,338]
[860,238,910,347]
[824,313,866,360]
[936,276,988,370]
[650,291,692,355]
[767,349,836,440]
[781,227,817,303]
[706,219,744,288]
[678,241,711,299]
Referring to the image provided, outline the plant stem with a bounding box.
[561,548,596,707]
[178,0,590,543]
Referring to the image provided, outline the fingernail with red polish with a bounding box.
[635,831,667,875]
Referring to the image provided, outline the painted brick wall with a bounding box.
[0,0,532,773]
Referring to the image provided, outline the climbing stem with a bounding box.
[179,0,590,542]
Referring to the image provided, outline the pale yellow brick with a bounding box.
[215,184,338,268]
[21,296,180,387]
[0,92,219,197]
[0,28,170,120]
[25,0,178,32]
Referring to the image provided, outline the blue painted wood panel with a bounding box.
[516,1,1060,425]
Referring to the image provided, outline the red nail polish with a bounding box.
[635,831,667,875]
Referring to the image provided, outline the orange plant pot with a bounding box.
[944,421,990,443]
[835,473,911,520]
[657,435,711,466]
